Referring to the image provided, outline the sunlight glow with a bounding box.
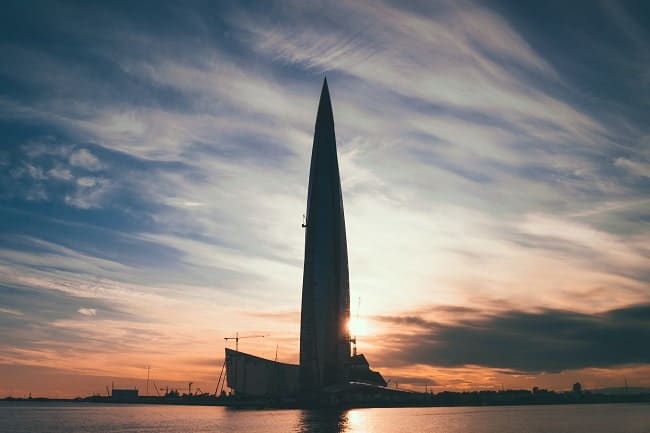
[348,317,371,337]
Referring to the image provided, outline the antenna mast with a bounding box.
[352,296,361,356]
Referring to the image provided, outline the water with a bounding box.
[1,402,648,433]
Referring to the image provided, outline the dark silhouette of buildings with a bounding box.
[225,78,385,401]
[110,388,138,402]
[299,78,353,395]
[224,348,298,397]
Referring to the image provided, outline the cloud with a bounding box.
[69,148,103,171]
[615,157,650,178]
[21,141,73,159]
[377,303,650,373]
[76,177,97,187]
[47,166,74,181]
[373,315,433,329]
[77,307,96,316]
[243,310,300,322]
[65,178,111,209]
[0,307,24,316]
[25,163,47,180]
[246,1,599,143]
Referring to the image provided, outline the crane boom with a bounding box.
[223,332,267,351]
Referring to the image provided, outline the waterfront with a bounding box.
[1,402,648,433]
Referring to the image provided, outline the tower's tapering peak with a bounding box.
[315,77,334,129]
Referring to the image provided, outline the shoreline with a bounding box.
[3,392,649,410]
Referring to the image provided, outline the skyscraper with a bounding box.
[299,78,351,394]
[225,78,385,401]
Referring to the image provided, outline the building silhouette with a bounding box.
[225,79,385,400]
[299,77,352,395]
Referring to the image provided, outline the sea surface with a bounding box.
[1,402,648,433]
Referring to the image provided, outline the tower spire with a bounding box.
[299,78,351,395]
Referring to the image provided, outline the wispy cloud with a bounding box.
[69,148,103,172]
[0,307,24,316]
[77,307,96,316]
[615,157,650,178]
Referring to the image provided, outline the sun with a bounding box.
[348,317,371,337]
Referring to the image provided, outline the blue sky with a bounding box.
[1,1,649,397]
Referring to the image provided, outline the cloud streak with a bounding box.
[376,303,650,373]
[77,307,96,316]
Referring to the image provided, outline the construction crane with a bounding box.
[216,333,267,396]
[223,332,267,352]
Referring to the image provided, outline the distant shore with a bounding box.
[4,389,650,410]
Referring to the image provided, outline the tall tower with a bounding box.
[299,78,351,395]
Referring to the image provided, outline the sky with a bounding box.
[0,0,649,398]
